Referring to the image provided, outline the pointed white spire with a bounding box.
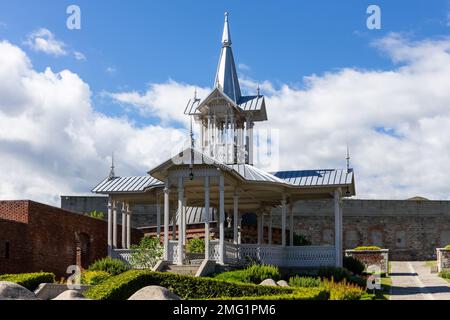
[109,152,115,180]
[215,12,241,103]
[222,12,232,47]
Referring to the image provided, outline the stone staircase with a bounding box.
[162,264,201,276]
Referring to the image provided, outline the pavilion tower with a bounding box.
[185,12,268,166]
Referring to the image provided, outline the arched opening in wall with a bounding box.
[440,230,450,247]
[344,230,359,249]
[75,233,91,270]
[369,229,384,247]
[395,230,407,248]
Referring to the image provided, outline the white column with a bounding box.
[121,202,127,249]
[107,198,113,256]
[248,121,254,166]
[156,194,161,239]
[290,203,294,246]
[126,203,131,249]
[257,211,263,245]
[112,200,118,249]
[172,203,177,240]
[163,179,170,261]
[334,188,343,267]
[238,213,242,245]
[182,197,187,246]
[281,196,287,247]
[268,210,273,245]
[219,174,225,265]
[233,192,239,245]
[204,176,210,260]
[178,177,184,265]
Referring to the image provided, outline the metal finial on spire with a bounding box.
[257,84,261,97]
[346,145,351,173]
[109,152,115,180]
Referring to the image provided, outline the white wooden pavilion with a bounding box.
[92,13,356,270]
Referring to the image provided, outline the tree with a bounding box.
[129,237,163,269]
[88,210,105,220]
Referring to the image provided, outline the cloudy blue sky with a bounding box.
[0,0,449,204]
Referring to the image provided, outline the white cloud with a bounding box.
[74,51,86,61]
[108,81,210,126]
[25,28,67,56]
[0,41,186,205]
[238,63,251,71]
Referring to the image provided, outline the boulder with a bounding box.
[277,280,289,287]
[52,290,89,300]
[0,282,37,300]
[259,279,279,286]
[128,286,181,300]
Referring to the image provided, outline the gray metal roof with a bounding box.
[172,207,217,225]
[238,95,264,111]
[92,176,162,194]
[230,164,288,184]
[272,169,354,187]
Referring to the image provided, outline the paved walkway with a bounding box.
[390,261,450,300]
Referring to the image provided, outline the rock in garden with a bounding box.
[0,282,37,300]
[128,286,181,300]
[277,280,289,287]
[52,290,89,300]
[259,279,279,286]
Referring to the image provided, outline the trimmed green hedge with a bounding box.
[439,270,450,279]
[0,272,55,291]
[84,270,293,300]
[210,287,329,300]
[213,264,281,284]
[82,270,111,285]
[445,245,450,249]
[289,276,322,288]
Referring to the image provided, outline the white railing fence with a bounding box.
[111,249,133,265]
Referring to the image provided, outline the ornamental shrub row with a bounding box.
[81,270,111,285]
[0,272,55,291]
[444,245,450,249]
[210,287,329,300]
[84,270,293,300]
[439,270,450,279]
[288,276,322,288]
[322,279,365,300]
[213,264,281,284]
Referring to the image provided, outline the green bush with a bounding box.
[214,264,281,284]
[353,246,382,251]
[187,238,205,254]
[88,257,130,275]
[323,279,365,300]
[444,245,450,249]
[81,270,111,285]
[344,256,365,275]
[84,270,292,300]
[289,276,322,288]
[129,236,163,269]
[211,287,329,300]
[317,267,351,282]
[439,270,450,279]
[0,272,55,291]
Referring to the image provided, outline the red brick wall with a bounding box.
[0,219,30,274]
[0,200,143,278]
[0,201,29,223]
